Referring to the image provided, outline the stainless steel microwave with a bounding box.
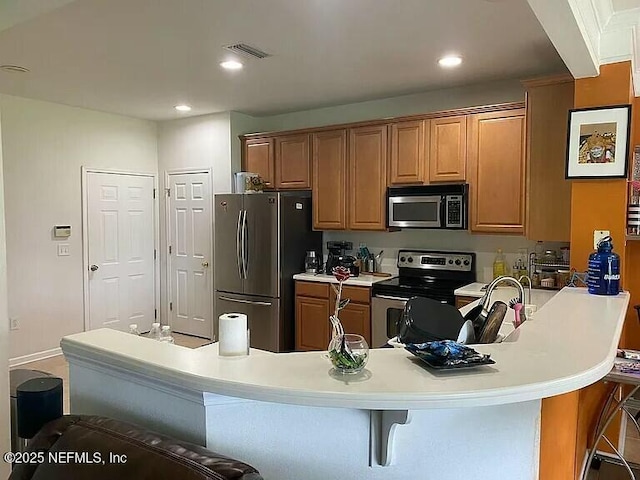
[387,184,468,229]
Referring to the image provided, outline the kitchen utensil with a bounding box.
[374,250,384,272]
[463,303,486,341]
[478,301,508,344]
[508,298,525,328]
[397,296,465,345]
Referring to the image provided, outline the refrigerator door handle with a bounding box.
[236,210,243,279]
[241,209,248,279]
[218,296,272,307]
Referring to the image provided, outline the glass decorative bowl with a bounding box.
[328,334,369,374]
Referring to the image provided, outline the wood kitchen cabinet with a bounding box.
[244,138,274,188]
[467,109,526,234]
[389,120,426,185]
[312,129,348,230]
[429,116,467,182]
[348,125,388,230]
[455,295,477,309]
[295,281,371,351]
[523,76,574,242]
[275,134,311,189]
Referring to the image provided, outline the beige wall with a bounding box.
[156,112,232,325]
[0,95,158,360]
[0,108,10,477]
[252,78,526,132]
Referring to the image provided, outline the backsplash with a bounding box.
[323,230,569,283]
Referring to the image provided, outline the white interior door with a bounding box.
[168,172,213,339]
[86,172,156,332]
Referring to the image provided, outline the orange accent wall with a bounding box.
[539,62,634,480]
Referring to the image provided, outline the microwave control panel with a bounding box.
[445,195,463,228]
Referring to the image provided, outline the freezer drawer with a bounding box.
[215,292,281,352]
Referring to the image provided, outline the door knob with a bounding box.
[90,265,99,272]
[202,261,209,268]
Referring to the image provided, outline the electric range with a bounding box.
[371,250,476,347]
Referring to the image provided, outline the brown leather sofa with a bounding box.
[9,415,263,480]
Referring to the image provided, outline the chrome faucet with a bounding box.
[480,276,525,314]
[517,275,532,306]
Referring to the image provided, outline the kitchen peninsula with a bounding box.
[61,288,629,480]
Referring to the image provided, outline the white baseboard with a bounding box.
[9,347,63,367]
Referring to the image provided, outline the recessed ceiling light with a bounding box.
[174,104,192,112]
[220,60,243,70]
[0,64,30,73]
[438,55,463,68]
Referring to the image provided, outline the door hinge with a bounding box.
[169,302,173,311]
[154,308,157,319]
[154,249,157,260]
[153,188,156,199]
[169,245,172,255]
[165,188,171,197]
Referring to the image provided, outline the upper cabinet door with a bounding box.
[429,116,467,182]
[468,109,526,234]
[525,80,574,242]
[275,134,311,189]
[244,138,274,188]
[389,120,426,185]
[349,125,388,231]
[312,130,348,230]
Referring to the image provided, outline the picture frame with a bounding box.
[565,104,631,179]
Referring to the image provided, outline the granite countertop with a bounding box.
[293,272,396,287]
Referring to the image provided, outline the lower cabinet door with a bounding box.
[295,295,330,351]
[337,302,371,346]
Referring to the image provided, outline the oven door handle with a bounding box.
[374,295,411,302]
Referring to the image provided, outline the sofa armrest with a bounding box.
[9,415,263,480]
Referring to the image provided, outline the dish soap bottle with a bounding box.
[587,236,620,295]
[493,249,506,279]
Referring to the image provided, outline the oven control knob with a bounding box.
[400,256,406,263]
[407,257,413,263]
[448,259,453,265]
[463,259,470,266]
[455,259,461,265]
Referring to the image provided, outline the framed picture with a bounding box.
[566,104,631,179]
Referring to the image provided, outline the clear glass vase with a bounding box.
[328,334,369,374]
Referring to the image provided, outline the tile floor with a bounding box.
[9,333,640,480]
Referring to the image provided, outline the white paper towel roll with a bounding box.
[219,313,248,356]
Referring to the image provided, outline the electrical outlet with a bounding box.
[57,244,70,256]
[594,230,610,249]
[10,317,19,330]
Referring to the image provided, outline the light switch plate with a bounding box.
[594,230,610,249]
[57,244,70,256]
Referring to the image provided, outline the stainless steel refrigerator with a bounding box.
[214,191,322,352]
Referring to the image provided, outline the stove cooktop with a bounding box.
[372,250,476,304]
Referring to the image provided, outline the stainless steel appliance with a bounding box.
[371,250,476,347]
[387,184,468,229]
[214,191,322,352]
[304,251,321,274]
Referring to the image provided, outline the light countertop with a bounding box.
[293,272,396,287]
[62,288,629,410]
[455,282,559,307]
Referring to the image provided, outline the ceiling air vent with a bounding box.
[223,43,271,60]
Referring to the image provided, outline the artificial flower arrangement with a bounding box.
[328,266,369,373]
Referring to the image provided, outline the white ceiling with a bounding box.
[0,0,567,120]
